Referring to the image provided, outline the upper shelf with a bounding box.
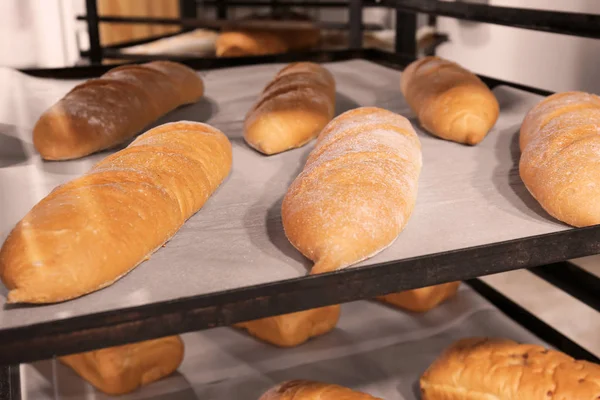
[78,1,600,39]
[1,51,600,366]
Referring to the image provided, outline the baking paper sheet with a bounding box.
[22,284,550,399]
[0,60,566,330]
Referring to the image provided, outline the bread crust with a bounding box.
[33,61,204,160]
[400,56,499,145]
[235,305,340,347]
[519,91,600,227]
[421,337,600,400]
[60,336,184,395]
[0,121,232,303]
[216,30,288,57]
[378,282,460,312]
[215,27,320,57]
[244,62,335,155]
[260,380,382,400]
[282,107,422,274]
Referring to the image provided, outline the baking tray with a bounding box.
[15,284,566,399]
[1,50,600,366]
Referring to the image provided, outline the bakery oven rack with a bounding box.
[77,0,600,63]
[0,1,599,399]
[4,48,599,400]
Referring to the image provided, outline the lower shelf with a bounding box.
[17,282,583,399]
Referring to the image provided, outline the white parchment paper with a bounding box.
[0,59,567,330]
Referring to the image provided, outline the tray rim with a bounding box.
[2,48,599,365]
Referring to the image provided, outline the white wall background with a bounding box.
[436,0,600,93]
[0,0,85,68]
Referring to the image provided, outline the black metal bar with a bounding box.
[0,365,20,400]
[394,10,416,55]
[84,0,102,64]
[21,49,368,79]
[2,222,600,365]
[529,262,600,313]
[467,279,599,363]
[217,0,228,20]
[198,0,362,7]
[270,0,278,18]
[20,47,552,94]
[377,0,600,39]
[349,0,363,48]
[180,0,198,19]
[75,15,383,31]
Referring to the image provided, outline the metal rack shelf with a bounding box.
[8,44,600,369]
[78,0,600,63]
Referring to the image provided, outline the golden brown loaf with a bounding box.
[421,337,600,400]
[244,62,336,155]
[0,121,232,303]
[215,27,320,57]
[60,336,184,395]
[378,282,460,312]
[400,56,499,145]
[520,91,600,227]
[216,30,288,57]
[260,380,382,400]
[282,107,422,274]
[33,61,204,160]
[235,305,340,347]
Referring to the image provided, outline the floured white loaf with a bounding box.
[283,107,422,274]
[60,336,184,395]
[520,91,600,227]
[260,380,382,400]
[244,62,335,155]
[421,337,600,400]
[401,56,499,145]
[33,61,204,160]
[0,121,232,303]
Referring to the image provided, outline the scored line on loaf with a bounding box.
[244,62,336,155]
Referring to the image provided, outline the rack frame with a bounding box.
[3,1,600,398]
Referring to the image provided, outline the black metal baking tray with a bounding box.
[1,49,598,369]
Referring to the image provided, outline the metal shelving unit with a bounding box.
[2,1,600,399]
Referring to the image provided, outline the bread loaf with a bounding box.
[244,62,335,155]
[60,336,184,395]
[237,107,420,346]
[33,61,204,160]
[0,121,232,303]
[400,56,499,145]
[260,380,382,400]
[421,337,600,399]
[215,27,320,57]
[520,91,600,227]
[378,282,460,312]
[283,107,422,274]
[235,305,340,347]
[216,30,288,57]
